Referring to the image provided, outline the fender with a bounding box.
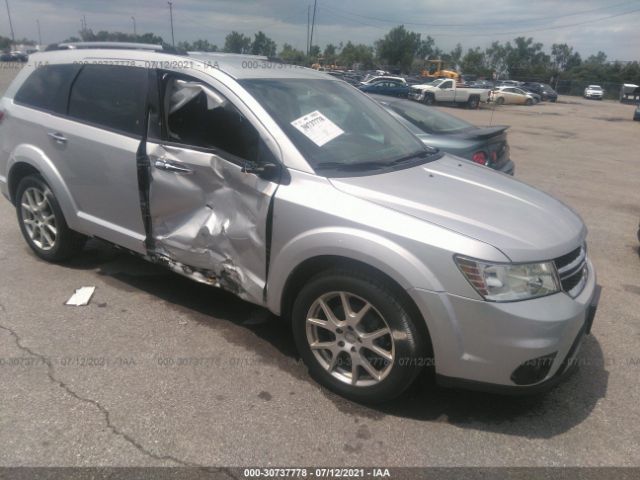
[266,226,444,315]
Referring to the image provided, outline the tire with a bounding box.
[467,96,480,109]
[292,268,429,404]
[525,98,533,106]
[15,174,86,262]
[423,93,435,106]
[495,97,505,105]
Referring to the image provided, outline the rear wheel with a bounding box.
[525,98,533,106]
[292,268,429,403]
[467,95,480,109]
[15,174,86,262]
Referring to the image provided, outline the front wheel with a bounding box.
[423,93,435,105]
[292,268,429,403]
[495,97,505,105]
[525,98,533,106]
[15,174,86,262]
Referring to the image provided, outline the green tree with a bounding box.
[224,31,251,54]
[375,25,421,72]
[323,43,338,64]
[449,43,463,69]
[338,41,374,69]
[278,43,307,64]
[251,31,277,57]
[461,47,490,76]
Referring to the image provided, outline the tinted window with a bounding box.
[68,65,147,136]
[163,76,261,162]
[14,64,81,114]
[386,100,474,134]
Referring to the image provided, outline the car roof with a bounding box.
[29,45,329,81]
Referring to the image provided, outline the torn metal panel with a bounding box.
[145,142,277,304]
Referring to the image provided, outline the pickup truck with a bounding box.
[409,78,490,109]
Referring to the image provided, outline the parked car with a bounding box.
[372,95,514,174]
[360,75,407,86]
[409,78,490,108]
[495,80,521,87]
[358,79,410,98]
[520,82,558,102]
[491,86,538,105]
[634,104,640,121]
[584,85,604,100]
[468,80,494,90]
[0,43,600,403]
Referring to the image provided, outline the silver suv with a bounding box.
[0,44,600,402]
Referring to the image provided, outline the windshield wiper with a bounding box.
[314,161,390,171]
[385,147,439,166]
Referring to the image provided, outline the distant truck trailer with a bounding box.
[620,83,640,103]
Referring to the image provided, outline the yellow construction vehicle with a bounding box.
[420,59,460,81]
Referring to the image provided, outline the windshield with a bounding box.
[589,86,602,90]
[385,100,473,134]
[240,79,428,172]
[428,79,445,87]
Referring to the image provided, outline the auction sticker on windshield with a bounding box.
[291,110,344,147]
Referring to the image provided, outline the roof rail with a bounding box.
[48,42,164,51]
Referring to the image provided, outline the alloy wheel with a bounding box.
[20,186,57,251]
[305,291,395,387]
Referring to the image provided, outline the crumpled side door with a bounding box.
[140,71,280,304]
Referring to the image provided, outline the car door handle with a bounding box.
[47,132,67,144]
[154,158,193,175]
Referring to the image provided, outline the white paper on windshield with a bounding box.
[290,110,344,147]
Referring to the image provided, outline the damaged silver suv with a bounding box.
[0,43,600,403]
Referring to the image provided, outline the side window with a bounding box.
[68,65,148,136]
[440,81,452,89]
[14,64,81,114]
[162,75,261,163]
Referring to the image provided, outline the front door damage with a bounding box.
[139,73,279,305]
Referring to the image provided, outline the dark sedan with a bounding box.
[359,80,410,98]
[372,95,515,174]
[521,82,558,102]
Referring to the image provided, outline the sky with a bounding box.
[2,0,640,61]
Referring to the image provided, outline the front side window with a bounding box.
[14,64,81,114]
[241,78,429,174]
[68,65,148,136]
[162,75,261,163]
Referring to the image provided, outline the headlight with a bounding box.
[455,256,560,302]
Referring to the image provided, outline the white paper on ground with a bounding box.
[290,110,344,147]
[65,286,96,306]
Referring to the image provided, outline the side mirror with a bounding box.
[242,160,281,181]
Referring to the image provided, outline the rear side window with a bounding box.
[68,65,147,136]
[14,64,81,114]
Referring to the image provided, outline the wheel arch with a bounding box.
[7,146,78,228]
[277,254,434,357]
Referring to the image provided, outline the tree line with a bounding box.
[3,23,639,86]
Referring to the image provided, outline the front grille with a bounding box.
[554,244,588,297]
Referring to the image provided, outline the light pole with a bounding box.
[36,19,42,46]
[131,16,137,37]
[168,1,175,47]
[4,0,15,44]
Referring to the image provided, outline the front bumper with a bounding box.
[407,259,599,393]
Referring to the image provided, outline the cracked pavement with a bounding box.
[1,68,640,466]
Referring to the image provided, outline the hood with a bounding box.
[329,155,586,262]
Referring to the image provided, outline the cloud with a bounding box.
[2,0,639,59]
